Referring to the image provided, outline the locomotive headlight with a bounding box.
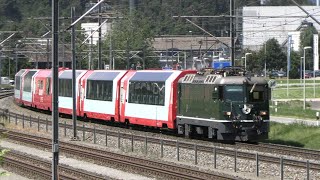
[224,111,231,116]
[260,111,267,116]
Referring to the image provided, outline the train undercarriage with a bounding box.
[176,116,269,141]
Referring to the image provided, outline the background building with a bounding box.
[242,6,320,51]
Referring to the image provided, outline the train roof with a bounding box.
[59,70,86,79]
[86,70,126,81]
[180,73,268,85]
[215,76,268,85]
[34,69,52,78]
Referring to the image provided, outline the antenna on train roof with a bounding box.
[197,66,245,77]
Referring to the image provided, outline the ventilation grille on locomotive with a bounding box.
[182,74,195,83]
[204,75,221,84]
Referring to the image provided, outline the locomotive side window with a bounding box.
[59,79,72,97]
[224,85,244,102]
[129,81,165,106]
[86,80,113,101]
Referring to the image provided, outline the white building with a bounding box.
[242,6,320,51]
[81,22,110,45]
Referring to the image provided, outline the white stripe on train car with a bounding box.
[176,116,270,123]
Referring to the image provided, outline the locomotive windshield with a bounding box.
[224,85,244,102]
[247,84,266,102]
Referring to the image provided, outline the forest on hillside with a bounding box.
[0,0,316,75]
[0,0,314,37]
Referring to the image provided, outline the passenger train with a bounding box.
[14,68,270,141]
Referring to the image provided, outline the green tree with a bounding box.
[103,11,159,69]
[288,51,302,79]
[265,38,287,71]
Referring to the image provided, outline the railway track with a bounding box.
[0,91,13,99]
[0,129,237,180]
[1,107,320,172]
[3,150,107,180]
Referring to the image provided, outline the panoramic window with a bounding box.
[59,79,72,97]
[86,80,113,101]
[23,71,37,92]
[129,81,165,106]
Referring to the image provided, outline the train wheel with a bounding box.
[83,114,88,122]
[124,119,130,129]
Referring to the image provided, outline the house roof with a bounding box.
[151,36,232,51]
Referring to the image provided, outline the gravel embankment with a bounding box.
[1,96,319,180]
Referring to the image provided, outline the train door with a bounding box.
[119,81,126,121]
[36,79,44,103]
[79,79,86,116]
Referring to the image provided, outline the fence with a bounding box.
[0,108,318,180]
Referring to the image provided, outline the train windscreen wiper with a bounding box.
[250,83,257,93]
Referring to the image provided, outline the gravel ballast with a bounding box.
[1,97,319,180]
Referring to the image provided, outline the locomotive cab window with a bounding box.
[224,85,244,102]
[248,85,265,102]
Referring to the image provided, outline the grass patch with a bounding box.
[271,78,320,84]
[270,100,318,119]
[265,122,320,150]
[272,86,320,99]
[0,85,13,90]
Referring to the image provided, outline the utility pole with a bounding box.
[47,38,50,68]
[142,42,145,70]
[15,45,18,74]
[35,44,38,69]
[62,29,65,68]
[109,22,112,69]
[171,38,174,67]
[130,0,135,15]
[8,53,10,78]
[51,0,59,179]
[98,0,102,69]
[71,6,78,140]
[230,0,235,66]
[126,39,130,69]
[0,51,2,85]
[89,29,93,70]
